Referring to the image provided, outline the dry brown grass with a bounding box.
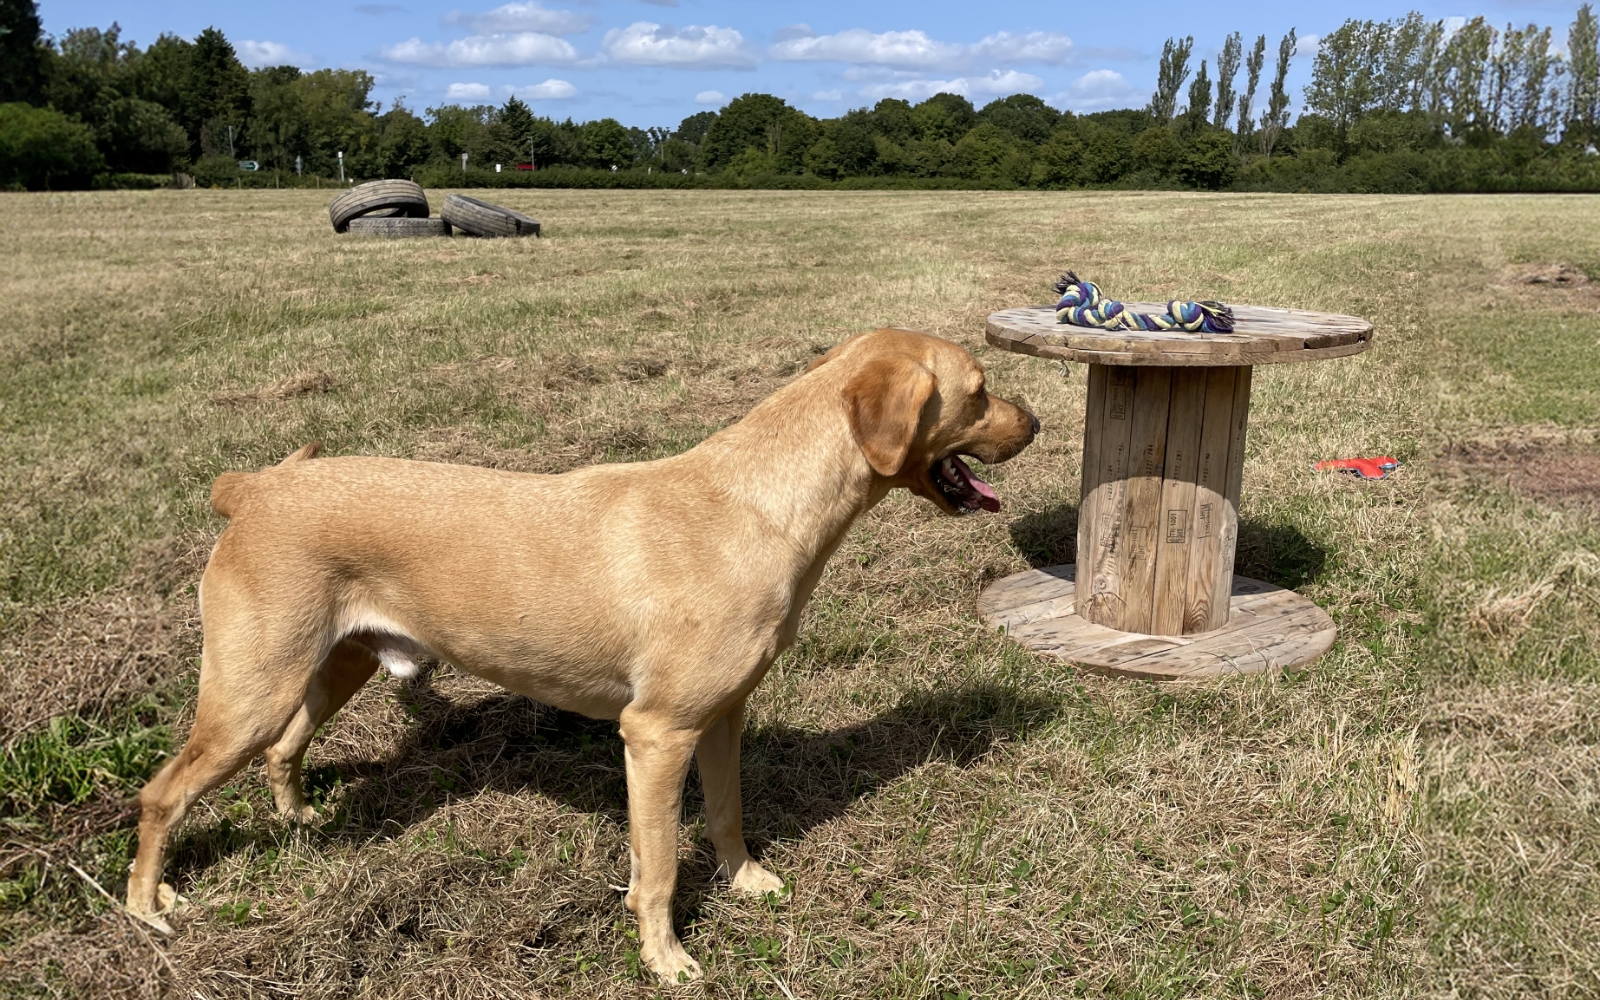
[2,189,1599,998]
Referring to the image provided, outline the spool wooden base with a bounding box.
[979,565,1336,680]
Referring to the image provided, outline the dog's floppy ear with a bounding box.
[843,354,936,476]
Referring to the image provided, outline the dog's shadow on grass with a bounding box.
[169,677,1058,900]
[1006,501,1328,589]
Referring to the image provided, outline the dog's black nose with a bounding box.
[1030,413,1041,436]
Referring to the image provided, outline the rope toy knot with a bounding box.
[1051,272,1234,334]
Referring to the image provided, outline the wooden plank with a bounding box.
[1079,365,1138,627]
[977,570,1337,680]
[1109,367,1172,632]
[976,565,1075,615]
[1149,368,1207,635]
[1181,367,1240,633]
[1076,364,1108,581]
[1208,366,1252,626]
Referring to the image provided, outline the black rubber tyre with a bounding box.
[346,217,452,238]
[440,193,541,237]
[328,180,429,233]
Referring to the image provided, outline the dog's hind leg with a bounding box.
[127,591,324,932]
[696,696,783,896]
[264,639,379,823]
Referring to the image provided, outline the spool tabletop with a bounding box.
[986,304,1372,366]
[979,302,1372,678]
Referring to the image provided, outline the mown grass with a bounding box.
[1,188,1598,998]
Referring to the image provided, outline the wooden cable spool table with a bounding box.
[979,303,1373,679]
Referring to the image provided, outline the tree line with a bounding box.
[2,0,1598,193]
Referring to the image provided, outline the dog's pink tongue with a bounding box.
[949,456,1001,512]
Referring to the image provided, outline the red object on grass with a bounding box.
[1314,456,1400,480]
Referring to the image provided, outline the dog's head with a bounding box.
[808,328,1038,515]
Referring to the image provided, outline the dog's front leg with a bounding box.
[697,696,784,896]
[619,709,701,982]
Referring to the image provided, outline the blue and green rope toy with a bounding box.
[1052,272,1235,334]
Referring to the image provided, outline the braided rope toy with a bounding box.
[1052,272,1235,334]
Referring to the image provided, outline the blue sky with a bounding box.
[42,0,1594,128]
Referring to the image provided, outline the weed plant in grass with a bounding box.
[1,188,1599,998]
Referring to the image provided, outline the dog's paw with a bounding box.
[725,858,785,897]
[284,804,321,825]
[642,940,702,983]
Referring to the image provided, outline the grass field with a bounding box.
[2,187,1599,999]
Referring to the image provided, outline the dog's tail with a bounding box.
[211,442,322,518]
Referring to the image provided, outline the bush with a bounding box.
[0,102,104,190]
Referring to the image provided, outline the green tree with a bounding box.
[1131,125,1181,176]
[824,109,878,175]
[1435,17,1492,137]
[1570,4,1600,141]
[376,103,428,176]
[98,95,187,172]
[1150,36,1193,124]
[1236,34,1266,149]
[182,27,251,160]
[1183,59,1212,132]
[425,103,492,166]
[951,122,1029,182]
[0,0,46,104]
[699,93,814,173]
[978,93,1059,144]
[910,92,977,142]
[247,65,304,173]
[1177,129,1236,188]
[1260,28,1295,156]
[288,69,376,176]
[869,98,915,143]
[1215,32,1242,130]
[579,117,634,169]
[127,33,192,112]
[1029,126,1084,186]
[0,101,103,188]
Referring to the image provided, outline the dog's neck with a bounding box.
[687,374,888,568]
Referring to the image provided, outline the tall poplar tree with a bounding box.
[1259,28,1295,156]
[1236,34,1266,148]
[1570,4,1600,141]
[1184,59,1212,131]
[1214,32,1242,130]
[1149,36,1193,124]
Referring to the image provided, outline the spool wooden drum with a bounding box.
[979,303,1373,679]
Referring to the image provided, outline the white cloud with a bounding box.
[695,89,727,105]
[382,31,578,66]
[1294,33,1321,58]
[445,81,492,100]
[773,29,963,70]
[442,2,590,36]
[237,40,315,68]
[969,69,1045,95]
[513,78,577,99]
[812,89,844,101]
[771,27,1071,71]
[859,69,1044,102]
[970,31,1074,65]
[602,22,755,68]
[1058,68,1138,112]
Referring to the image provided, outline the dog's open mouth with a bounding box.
[932,455,1001,513]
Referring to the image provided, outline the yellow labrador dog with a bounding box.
[127,328,1037,980]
